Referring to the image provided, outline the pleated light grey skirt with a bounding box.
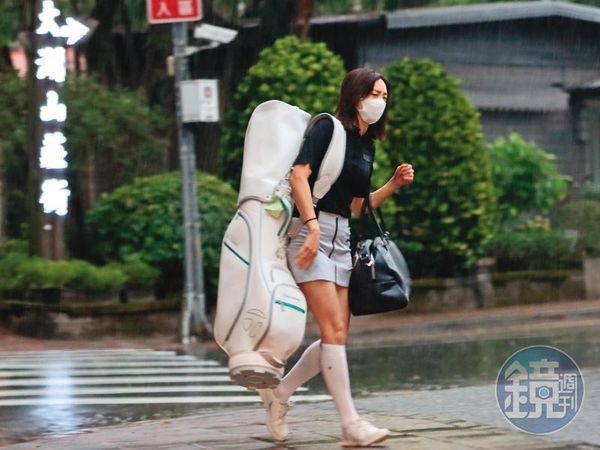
[286,210,353,287]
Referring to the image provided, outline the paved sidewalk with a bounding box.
[2,391,595,449]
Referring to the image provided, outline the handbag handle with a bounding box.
[358,194,388,240]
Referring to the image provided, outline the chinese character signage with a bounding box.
[35,0,89,217]
[496,345,584,434]
[147,0,203,24]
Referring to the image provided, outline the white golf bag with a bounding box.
[214,100,346,389]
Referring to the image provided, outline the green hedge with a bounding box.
[551,200,600,257]
[378,58,496,276]
[491,270,570,284]
[485,228,580,271]
[488,133,569,224]
[86,171,237,302]
[220,36,345,189]
[0,241,159,298]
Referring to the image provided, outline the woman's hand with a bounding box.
[390,163,414,189]
[294,224,320,269]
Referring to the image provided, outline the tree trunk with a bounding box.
[21,0,44,256]
[292,0,313,38]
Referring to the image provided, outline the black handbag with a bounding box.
[349,194,411,316]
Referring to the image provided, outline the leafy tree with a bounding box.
[86,171,237,302]
[63,76,167,200]
[488,133,569,224]
[0,72,28,240]
[220,35,345,189]
[0,73,167,249]
[379,58,496,276]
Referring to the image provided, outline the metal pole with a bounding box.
[172,22,211,343]
[185,131,211,337]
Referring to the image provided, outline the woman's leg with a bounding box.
[297,280,360,425]
[273,338,322,401]
[273,282,352,402]
[326,285,390,446]
[257,280,338,441]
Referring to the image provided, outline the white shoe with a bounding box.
[341,417,390,447]
[257,389,292,441]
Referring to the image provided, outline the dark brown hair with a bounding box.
[334,67,390,140]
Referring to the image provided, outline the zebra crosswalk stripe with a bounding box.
[0,349,330,407]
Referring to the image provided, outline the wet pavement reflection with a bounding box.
[0,329,598,444]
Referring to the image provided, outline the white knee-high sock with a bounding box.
[320,343,360,425]
[273,339,322,402]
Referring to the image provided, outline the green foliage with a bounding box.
[0,74,166,241]
[551,200,600,257]
[491,270,570,283]
[0,72,28,239]
[0,251,127,296]
[0,241,155,297]
[488,133,569,223]
[0,251,30,294]
[485,228,580,271]
[18,259,126,292]
[62,76,167,189]
[0,73,26,147]
[107,254,160,288]
[379,58,496,276]
[0,3,18,46]
[220,36,345,188]
[86,171,237,300]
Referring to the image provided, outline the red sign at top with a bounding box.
[147,0,202,23]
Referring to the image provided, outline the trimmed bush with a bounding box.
[107,254,160,288]
[0,252,127,297]
[379,58,496,276]
[551,200,600,257]
[220,36,345,189]
[86,171,237,302]
[488,133,569,224]
[485,228,579,271]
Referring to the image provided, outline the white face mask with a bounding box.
[357,98,386,125]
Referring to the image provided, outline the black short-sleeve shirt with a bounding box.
[291,118,374,219]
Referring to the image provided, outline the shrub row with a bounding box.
[0,242,159,299]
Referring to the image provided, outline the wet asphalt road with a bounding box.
[0,327,599,445]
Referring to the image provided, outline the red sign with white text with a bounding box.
[147,0,202,23]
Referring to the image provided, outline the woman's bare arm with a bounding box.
[351,163,414,217]
[289,164,321,269]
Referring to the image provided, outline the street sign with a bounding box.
[147,0,202,24]
[181,79,220,123]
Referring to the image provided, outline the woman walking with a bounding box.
[258,68,414,447]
